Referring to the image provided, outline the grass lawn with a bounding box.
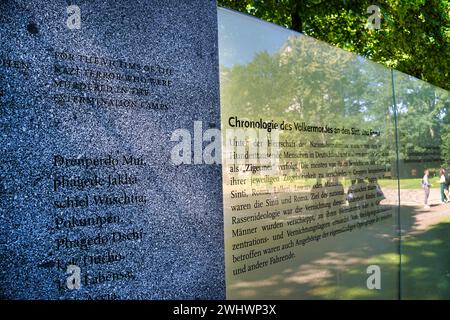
[378,177,440,189]
[235,176,441,190]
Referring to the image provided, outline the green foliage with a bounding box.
[218,0,450,91]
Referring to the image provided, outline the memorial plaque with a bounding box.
[219,8,400,299]
[0,0,224,299]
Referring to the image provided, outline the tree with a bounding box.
[218,0,450,91]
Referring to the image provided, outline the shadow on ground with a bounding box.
[228,203,450,299]
[401,216,450,299]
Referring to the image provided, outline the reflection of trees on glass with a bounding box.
[218,0,450,92]
[221,34,450,178]
[220,34,395,172]
[394,72,450,177]
[442,101,450,167]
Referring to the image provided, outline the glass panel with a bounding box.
[393,70,450,299]
[219,8,400,299]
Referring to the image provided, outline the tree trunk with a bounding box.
[291,0,303,33]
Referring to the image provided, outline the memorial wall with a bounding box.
[0,1,448,300]
[218,8,449,299]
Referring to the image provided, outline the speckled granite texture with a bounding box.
[0,0,224,299]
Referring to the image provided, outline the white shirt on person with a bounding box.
[423,175,430,187]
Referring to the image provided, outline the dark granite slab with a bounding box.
[0,0,224,299]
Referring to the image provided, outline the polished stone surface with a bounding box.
[0,0,224,299]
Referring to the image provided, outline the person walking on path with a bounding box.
[444,168,450,199]
[422,169,431,209]
[439,168,448,204]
